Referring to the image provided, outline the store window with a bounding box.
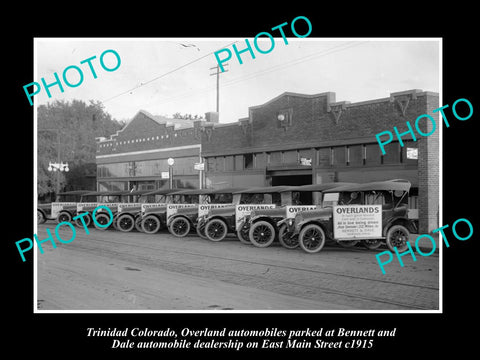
[244,153,254,169]
[225,156,234,171]
[365,143,382,165]
[382,142,401,164]
[283,150,298,164]
[235,155,244,171]
[317,148,331,167]
[255,153,267,169]
[348,145,363,166]
[332,146,346,166]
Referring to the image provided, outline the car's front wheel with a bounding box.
[141,215,161,234]
[117,214,135,232]
[249,221,276,248]
[386,225,410,252]
[169,217,191,237]
[299,224,326,254]
[205,219,228,242]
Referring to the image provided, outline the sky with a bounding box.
[34,38,440,124]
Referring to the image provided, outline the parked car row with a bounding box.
[37,180,418,253]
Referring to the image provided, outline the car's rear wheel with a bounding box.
[141,215,161,234]
[169,217,191,237]
[364,239,382,250]
[299,224,326,254]
[237,227,251,244]
[196,223,208,239]
[278,224,298,249]
[249,221,276,248]
[205,219,228,242]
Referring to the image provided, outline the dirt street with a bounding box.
[36,224,439,311]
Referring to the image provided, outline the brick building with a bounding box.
[201,89,439,233]
[96,89,439,233]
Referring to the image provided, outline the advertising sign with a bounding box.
[285,205,320,219]
[198,203,233,218]
[166,204,197,221]
[141,203,167,216]
[76,202,98,212]
[51,202,77,218]
[235,204,276,231]
[118,203,141,212]
[333,205,382,240]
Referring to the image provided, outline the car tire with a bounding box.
[237,227,251,244]
[363,239,383,250]
[142,215,161,234]
[169,217,191,237]
[205,219,228,242]
[37,210,46,224]
[117,214,135,232]
[93,213,112,230]
[336,240,359,248]
[196,223,208,239]
[386,224,410,252]
[249,221,276,248]
[57,211,72,223]
[278,224,299,249]
[134,216,143,232]
[299,224,326,254]
[75,213,91,228]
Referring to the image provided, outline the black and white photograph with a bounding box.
[33,37,441,312]
[7,6,479,356]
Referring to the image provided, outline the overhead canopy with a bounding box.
[233,185,298,194]
[279,182,357,193]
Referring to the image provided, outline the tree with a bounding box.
[37,99,123,197]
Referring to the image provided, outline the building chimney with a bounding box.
[205,111,219,123]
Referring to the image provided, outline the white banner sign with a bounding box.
[51,202,77,218]
[235,204,276,231]
[166,204,197,220]
[141,203,167,215]
[118,203,141,212]
[198,203,233,218]
[333,205,382,240]
[285,205,320,218]
[76,202,98,212]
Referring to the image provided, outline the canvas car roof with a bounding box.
[57,190,94,195]
[323,179,411,193]
[82,190,130,196]
[233,185,298,194]
[169,188,218,195]
[144,188,181,196]
[279,182,357,193]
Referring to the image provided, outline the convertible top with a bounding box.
[57,190,94,196]
[323,179,411,193]
[233,185,297,194]
[279,182,357,193]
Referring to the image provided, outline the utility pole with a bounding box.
[209,63,228,113]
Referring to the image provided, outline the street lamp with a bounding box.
[167,157,175,189]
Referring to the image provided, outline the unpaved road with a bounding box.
[36,224,439,311]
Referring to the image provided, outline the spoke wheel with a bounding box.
[117,214,135,232]
[278,224,298,249]
[196,223,207,239]
[75,214,91,228]
[363,239,383,250]
[386,225,410,252]
[205,219,228,242]
[93,213,111,230]
[299,224,326,254]
[37,210,46,224]
[134,216,143,232]
[237,227,251,244]
[57,212,72,224]
[337,240,359,248]
[141,215,161,234]
[169,217,191,237]
[249,221,276,248]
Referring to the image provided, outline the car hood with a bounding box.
[175,206,199,216]
[144,204,168,214]
[209,204,236,216]
[297,207,332,221]
[251,207,285,217]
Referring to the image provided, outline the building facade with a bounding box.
[96,89,439,233]
[95,110,213,192]
[200,89,439,233]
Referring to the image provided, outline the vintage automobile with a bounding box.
[115,190,157,232]
[168,187,245,238]
[37,190,94,224]
[139,189,182,234]
[291,179,417,253]
[245,183,354,248]
[85,190,133,230]
[201,186,291,243]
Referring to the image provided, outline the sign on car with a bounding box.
[333,205,382,240]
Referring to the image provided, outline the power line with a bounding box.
[101,41,238,104]
[133,41,369,108]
